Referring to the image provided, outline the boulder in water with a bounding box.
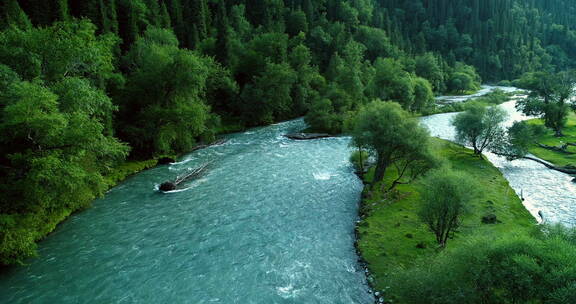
[158,157,176,165]
[160,182,177,191]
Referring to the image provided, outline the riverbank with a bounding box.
[526,113,576,167]
[0,158,159,267]
[356,138,536,294]
[1,131,236,266]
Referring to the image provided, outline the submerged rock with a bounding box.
[158,157,176,165]
[160,182,177,191]
[284,133,332,140]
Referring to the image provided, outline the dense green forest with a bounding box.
[1,0,576,266]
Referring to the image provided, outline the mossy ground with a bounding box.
[526,113,576,167]
[357,138,536,291]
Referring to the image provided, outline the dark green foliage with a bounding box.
[0,21,128,264]
[0,0,32,30]
[447,62,481,93]
[387,226,576,304]
[378,0,576,80]
[516,71,576,137]
[452,104,507,155]
[240,62,297,125]
[367,58,415,110]
[305,98,342,134]
[0,20,118,85]
[498,121,547,160]
[412,77,435,112]
[285,10,308,37]
[415,53,444,92]
[117,27,217,156]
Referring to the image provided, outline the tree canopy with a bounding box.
[350,101,436,187]
[419,168,476,247]
[516,71,576,137]
[452,104,507,156]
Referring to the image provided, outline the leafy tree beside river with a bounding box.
[452,104,507,156]
[0,21,129,265]
[515,71,576,137]
[349,101,437,188]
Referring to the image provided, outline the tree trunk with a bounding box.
[473,142,482,155]
[358,147,364,173]
[554,128,564,137]
[373,155,387,183]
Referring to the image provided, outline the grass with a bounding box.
[104,159,159,187]
[526,112,576,167]
[357,138,536,291]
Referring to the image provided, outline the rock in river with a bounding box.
[284,133,332,140]
[159,182,177,192]
[158,157,176,165]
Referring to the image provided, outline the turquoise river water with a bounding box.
[0,120,373,303]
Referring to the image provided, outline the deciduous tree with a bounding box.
[452,104,507,156]
[350,101,436,187]
[418,168,476,247]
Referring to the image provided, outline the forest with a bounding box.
[1,0,576,289]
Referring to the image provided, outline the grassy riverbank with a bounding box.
[357,138,536,291]
[526,113,576,167]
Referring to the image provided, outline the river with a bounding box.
[2,87,575,303]
[435,85,519,104]
[421,90,576,226]
[0,120,373,303]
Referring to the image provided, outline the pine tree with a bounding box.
[1,0,33,30]
[159,2,171,29]
[215,1,230,65]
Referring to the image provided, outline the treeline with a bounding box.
[0,0,572,265]
[379,0,576,80]
[2,0,487,137]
